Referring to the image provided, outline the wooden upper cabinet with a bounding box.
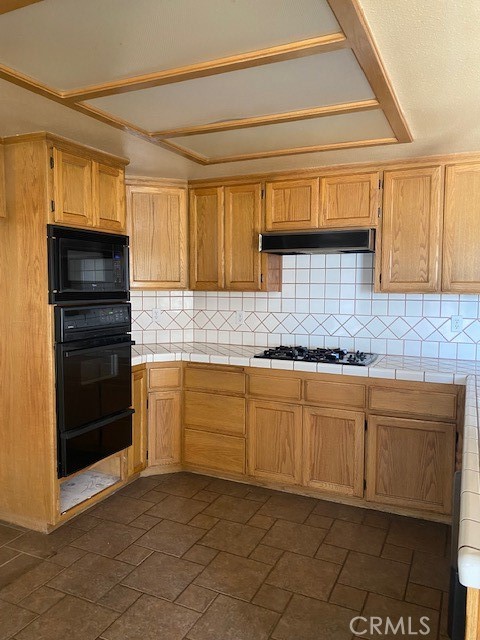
[320,172,380,228]
[366,415,455,514]
[127,183,188,289]
[224,183,262,290]
[0,141,5,219]
[443,163,480,292]
[379,166,442,292]
[93,162,126,232]
[303,406,365,498]
[265,178,319,230]
[53,148,94,227]
[189,187,224,290]
[248,399,302,485]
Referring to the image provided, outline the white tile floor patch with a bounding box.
[60,470,120,513]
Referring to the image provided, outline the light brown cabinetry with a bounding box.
[147,363,182,468]
[379,166,442,292]
[248,399,302,485]
[443,163,480,292]
[0,141,6,218]
[183,365,246,475]
[128,367,147,476]
[303,406,365,497]
[321,172,379,228]
[265,178,319,231]
[190,184,280,291]
[52,147,126,232]
[127,182,188,289]
[366,415,455,514]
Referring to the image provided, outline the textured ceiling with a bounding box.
[0,1,478,178]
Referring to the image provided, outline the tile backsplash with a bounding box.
[131,254,480,360]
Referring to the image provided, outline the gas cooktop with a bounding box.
[254,346,377,366]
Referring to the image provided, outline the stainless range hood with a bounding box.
[259,229,375,255]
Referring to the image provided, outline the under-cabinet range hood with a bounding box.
[259,229,375,255]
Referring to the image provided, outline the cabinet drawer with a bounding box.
[149,366,181,389]
[185,367,245,394]
[368,387,457,421]
[305,380,365,408]
[184,391,246,436]
[249,374,302,401]
[183,429,245,474]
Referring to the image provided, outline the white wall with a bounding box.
[131,254,480,360]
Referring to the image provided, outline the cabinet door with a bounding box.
[303,407,365,497]
[53,148,94,227]
[127,185,188,289]
[366,415,455,514]
[224,183,262,290]
[189,187,224,289]
[94,162,126,232]
[148,390,181,466]
[127,368,147,476]
[379,167,442,292]
[0,142,5,218]
[248,400,302,485]
[321,172,379,228]
[443,163,480,292]
[265,178,319,231]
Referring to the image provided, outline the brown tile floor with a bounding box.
[0,473,452,640]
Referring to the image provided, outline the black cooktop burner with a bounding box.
[254,346,377,366]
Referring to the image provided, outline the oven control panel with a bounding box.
[55,304,131,342]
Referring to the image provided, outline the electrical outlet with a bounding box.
[233,310,245,327]
[451,315,463,332]
[152,308,163,323]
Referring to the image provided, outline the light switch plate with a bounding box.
[233,311,245,327]
[152,308,163,323]
[451,315,463,332]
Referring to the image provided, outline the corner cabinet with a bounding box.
[378,166,442,293]
[127,366,148,476]
[189,184,281,292]
[52,146,127,233]
[442,163,480,292]
[127,181,188,290]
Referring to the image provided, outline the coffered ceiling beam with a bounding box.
[326,0,412,143]
[62,33,348,102]
[152,99,380,139]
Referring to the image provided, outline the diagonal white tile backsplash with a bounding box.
[131,254,480,360]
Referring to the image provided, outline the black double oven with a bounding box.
[48,225,133,477]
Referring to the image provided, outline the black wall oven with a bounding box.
[55,304,133,477]
[48,225,129,304]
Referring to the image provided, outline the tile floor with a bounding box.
[0,473,452,640]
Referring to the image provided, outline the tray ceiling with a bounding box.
[0,0,411,165]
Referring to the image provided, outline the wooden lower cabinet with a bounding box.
[247,400,302,485]
[183,429,245,475]
[148,390,182,466]
[303,406,365,498]
[366,415,455,514]
[127,367,147,476]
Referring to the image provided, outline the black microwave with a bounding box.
[48,225,129,304]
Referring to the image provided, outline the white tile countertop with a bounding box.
[132,342,480,587]
[132,342,480,384]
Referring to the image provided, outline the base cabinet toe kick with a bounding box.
[131,361,464,523]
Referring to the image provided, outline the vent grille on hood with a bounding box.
[259,229,375,255]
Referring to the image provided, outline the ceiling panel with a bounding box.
[173,109,394,158]
[0,0,340,90]
[88,50,374,132]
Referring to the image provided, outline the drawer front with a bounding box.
[149,366,182,389]
[369,387,457,421]
[305,380,366,409]
[185,367,245,394]
[183,429,245,474]
[184,391,246,436]
[249,374,302,401]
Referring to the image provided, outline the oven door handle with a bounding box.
[61,409,135,440]
[63,339,135,358]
